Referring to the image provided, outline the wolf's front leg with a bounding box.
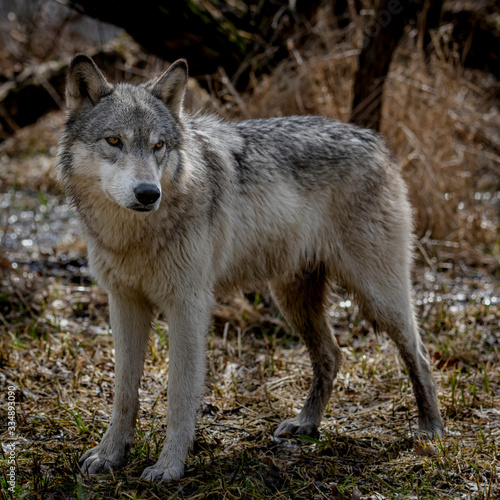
[80,293,152,474]
[141,296,211,482]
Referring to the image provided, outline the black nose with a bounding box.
[134,183,160,205]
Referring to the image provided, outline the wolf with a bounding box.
[56,54,443,482]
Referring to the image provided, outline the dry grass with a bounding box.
[0,266,498,499]
[1,6,499,499]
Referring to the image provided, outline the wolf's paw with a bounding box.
[79,443,127,474]
[274,417,318,438]
[140,463,184,482]
[417,416,444,441]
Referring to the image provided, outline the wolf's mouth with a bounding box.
[129,204,154,212]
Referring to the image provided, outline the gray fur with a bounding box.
[56,55,443,482]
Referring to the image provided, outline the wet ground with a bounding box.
[1,189,89,283]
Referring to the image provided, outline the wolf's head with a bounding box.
[56,54,188,212]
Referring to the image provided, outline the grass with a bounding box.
[0,264,498,499]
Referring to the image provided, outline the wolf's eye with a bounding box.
[154,141,164,150]
[106,137,122,147]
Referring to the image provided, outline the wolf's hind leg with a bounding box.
[270,264,342,437]
[338,237,444,439]
[80,293,151,474]
[364,289,443,438]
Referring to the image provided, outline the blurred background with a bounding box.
[0,1,498,498]
[0,0,498,266]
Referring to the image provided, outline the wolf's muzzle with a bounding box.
[134,183,161,206]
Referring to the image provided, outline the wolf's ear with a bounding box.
[148,59,188,118]
[66,54,113,112]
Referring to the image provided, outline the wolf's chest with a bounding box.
[85,237,172,297]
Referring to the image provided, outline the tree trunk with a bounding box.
[350,0,416,131]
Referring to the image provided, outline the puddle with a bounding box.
[0,189,77,252]
[0,189,90,282]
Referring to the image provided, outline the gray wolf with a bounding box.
[56,54,443,482]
